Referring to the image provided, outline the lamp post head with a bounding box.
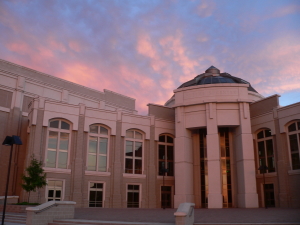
[2,136,22,146]
[258,165,268,173]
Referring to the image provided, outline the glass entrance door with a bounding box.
[161,186,172,208]
[265,184,275,207]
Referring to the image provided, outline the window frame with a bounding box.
[88,181,106,208]
[286,121,300,170]
[158,134,174,177]
[45,178,65,202]
[255,129,276,174]
[124,129,144,175]
[126,183,141,208]
[45,119,72,169]
[86,124,110,173]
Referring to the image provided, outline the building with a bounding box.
[0,59,299,209]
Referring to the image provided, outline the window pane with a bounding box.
[266,139,273,156]
[167,162,174,176]
[90,190,96,201]
[298,122,300,130]
[257,131,264,139]
[135,132,142,139]
[268,157,275,172]
[159,145,165,159]
[125,158,133,173]
[135,142,142,157]
[50,120,59,128]
[46,151,56,168]
[55,181,63,187]
[100,126,108,135]
[99,138,108,154]
[90,182,96,188]
[98,155,107,172]
[96,183,103,189]
[47,180,55,187]
[48,190,54,197]
[89,136,97,153]
[291,153,300,170]
[159,161,165,175]
[55,190,61,198]
[135,159,142,174]
[58,152,68,169]
[90,125,98,134]
[159,135,165,142]
[48,131,58,149]
[87,154,96,171]
[264,130,272,138]
[167,136,173,143]
[126,141,133,156]
[61,121,70,130]
[289,134,299,152]
[167,146,173,160]
[126,130,134,138]
[59,133,69,150]
[258,141,265,157]
[128,185,134,190]
[288,123,297,132]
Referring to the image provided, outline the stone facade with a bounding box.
[0,59,299,209]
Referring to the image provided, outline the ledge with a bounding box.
[256,172,277,178]
[43,167,71,174]
[85,171,111,176]
[123,173,146,179]
[288,169,300,175]
[0,196,19,200]
[0,106,10,113]
[157,176,175,180]
[26,200,75,212]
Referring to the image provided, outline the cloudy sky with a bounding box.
[0,0,299,114]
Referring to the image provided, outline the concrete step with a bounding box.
[0,212,26,224]
[49,219,174,225]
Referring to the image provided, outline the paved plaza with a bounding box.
[74,208,300,224]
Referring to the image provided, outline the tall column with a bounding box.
[174,107,194,207]
[273,108,290,207]
[147,116,157,208]
[112,110,123,207]
[70,103,86,207]
[235,102,258,208]
[206,103,222,208]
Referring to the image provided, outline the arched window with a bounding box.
[125,130,143,174]
[256,129,275,173]
[158,134,174,176]
[46,119,71,169]
[87,124,109,172]
[287,121,300,170]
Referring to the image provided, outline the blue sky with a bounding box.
[0,0,299,114]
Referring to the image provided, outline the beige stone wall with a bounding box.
[249,94,279,118]
[148,104,175,121]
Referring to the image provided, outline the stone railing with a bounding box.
[174,203,195,225]
[26,201,76,225]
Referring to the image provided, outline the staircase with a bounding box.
[49,219,174,225]
[0,212,26,224]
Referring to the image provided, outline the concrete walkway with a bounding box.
[74,208,300,224]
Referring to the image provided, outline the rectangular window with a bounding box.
[89,183,103,207]
[161,186,172,208]
[47,180,63,201]
[158,135,174,176]
[127,185,140,208]
[125,141,143,174]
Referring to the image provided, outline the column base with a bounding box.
[237,193,258,208]
[174,194,194,208]
[208,193,223,208]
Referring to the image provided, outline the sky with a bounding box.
[0,0,299,115]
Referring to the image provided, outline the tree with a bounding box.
[21,154,47,203]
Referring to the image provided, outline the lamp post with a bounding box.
[258,165,268,209]
[1,136,22,225]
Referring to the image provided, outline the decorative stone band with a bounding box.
[26,201,76,225]
[0,195,19,204]
[174,202,195,225]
